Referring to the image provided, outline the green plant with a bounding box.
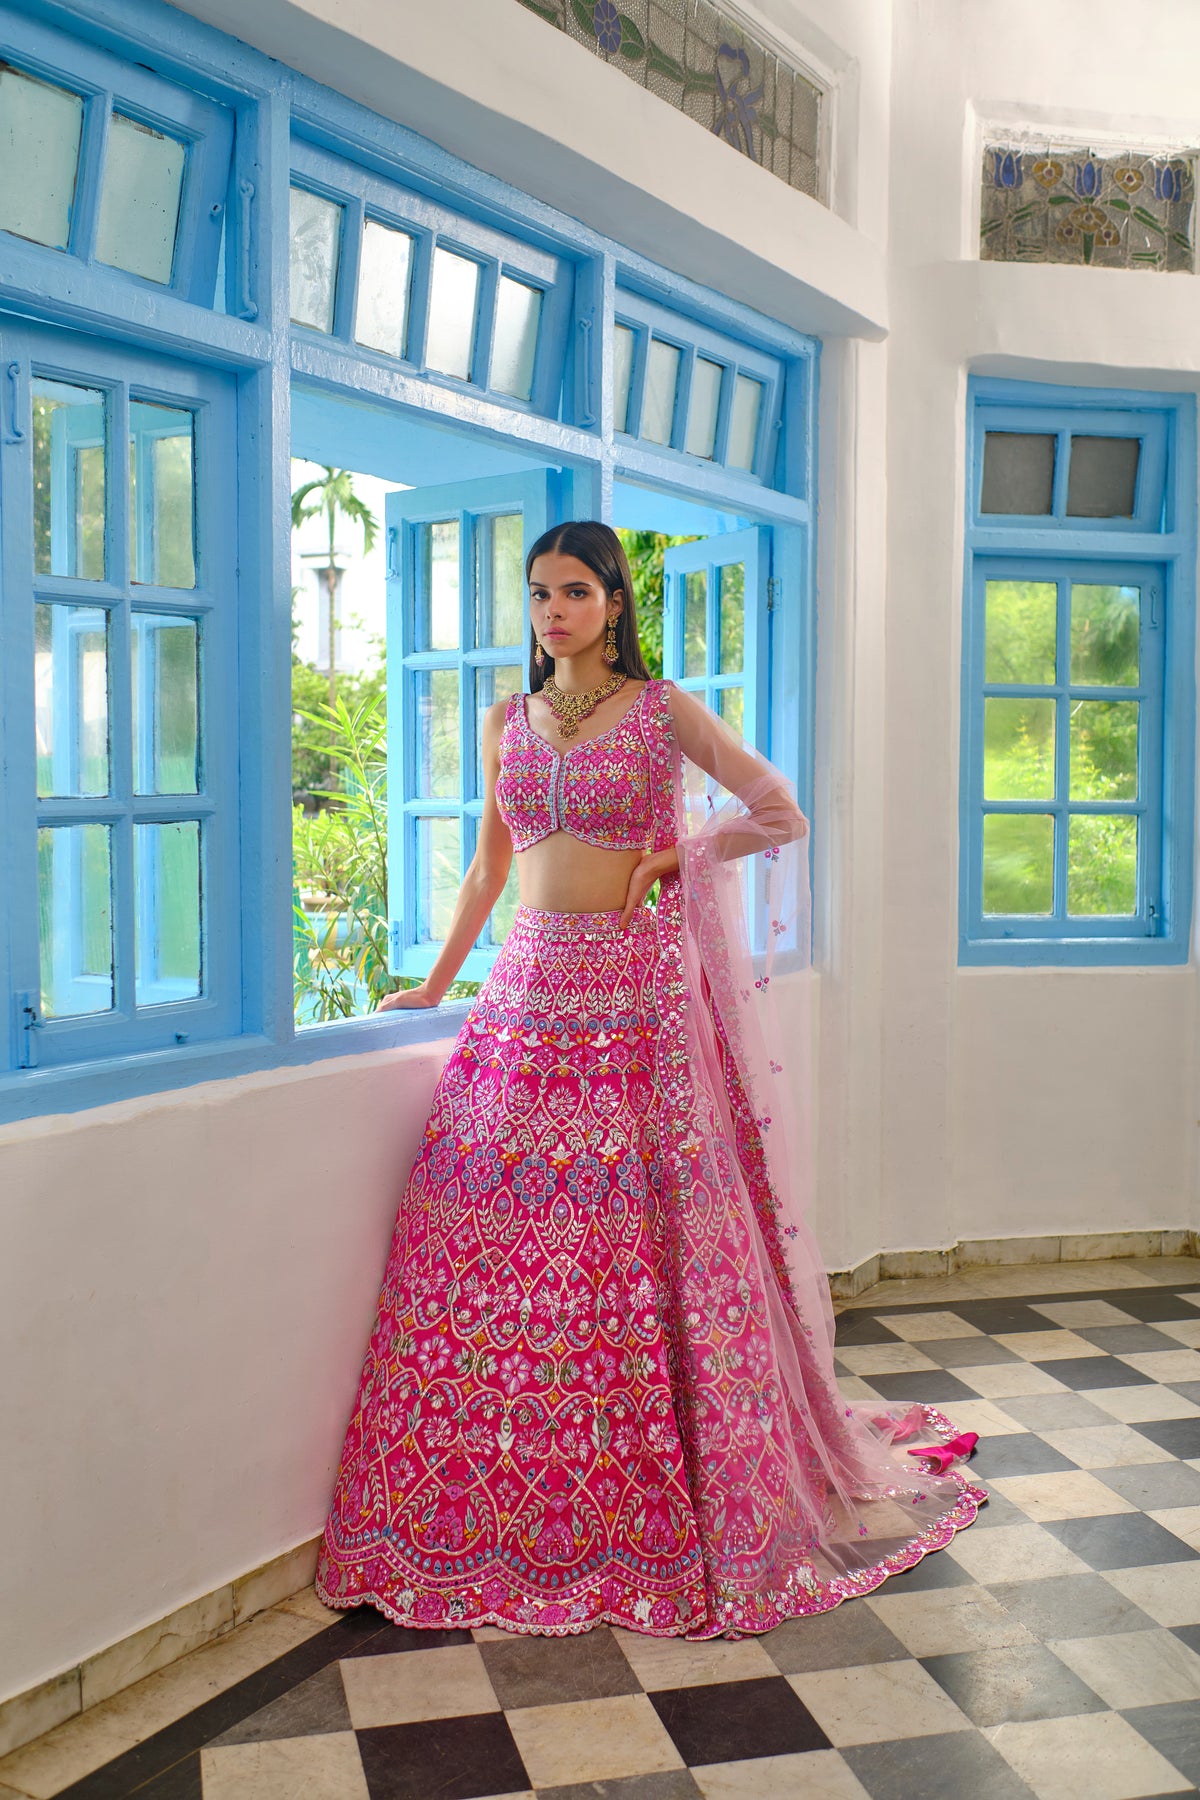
[291,690,481,1023]
[292,647,387,807]
[616,529,699,675]
[982,580,1142,916]
[292,691,392,1020]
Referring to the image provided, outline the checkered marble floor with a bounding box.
[5,1259,1200,1800]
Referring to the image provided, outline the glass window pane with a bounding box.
[1070,700,1138,801]
[35,604,109,797]
[487,855,520,946]
[289,186,342,334]
[415,668,460,799]
[475,662,523,794]
[354,219,414,358]
[132,614,199,794]
[980,432,1057,515]
[33,379,106,581]
[685,357,723,460]
[984,697,1056,801]
[984,580,1057,685]
[425,248,480,380]
[1067,436,1141,519]
[717,561,745,674]
[0,64,83,251]
[135,820,201,1002]
[982,813,1054,915]
[612,322,636,434]
[642,339,681,445]
[727,374,763,471]
[38,822,113,1016]
[683,569,706,678]
[491,276,541,401]
[129,402,195,589]
[95,113,185,285]
[422,520,460,650]
[417,816,460,940]
[717,685,744,736]
[1071,584,1140,686]
[1067,815,1137,915]
[34,604,106,798]
[481,514,525,647]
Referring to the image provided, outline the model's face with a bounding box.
[529,552,621,658]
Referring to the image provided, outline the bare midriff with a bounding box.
[512,836,648,914]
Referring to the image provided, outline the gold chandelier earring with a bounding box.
[603,615,619,666]
[534,640,544,669]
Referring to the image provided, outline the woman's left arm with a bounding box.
[619,682,807,925]
[666,682,808,857]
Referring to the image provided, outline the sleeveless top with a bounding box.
[495,679,662,854]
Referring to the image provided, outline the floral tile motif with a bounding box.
[515,0,822,200]
[981,144,1196,271]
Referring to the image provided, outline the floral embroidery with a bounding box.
[314,677,985,1640]
[495,685,655,854]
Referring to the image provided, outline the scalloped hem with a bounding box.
[313,1408,990,1643]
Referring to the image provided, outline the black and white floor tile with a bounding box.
[4,1258,1200,1800]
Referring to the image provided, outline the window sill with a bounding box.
[0,1002,474,1130]
[958,936,1189,969]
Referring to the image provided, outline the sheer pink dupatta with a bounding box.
[659,686,985,1628]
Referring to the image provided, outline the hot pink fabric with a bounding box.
[493,686,655,853]
[314,677,987,1638]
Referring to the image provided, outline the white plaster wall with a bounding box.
[0,1046,451,1702]
[953,971,1195,1237]
[881,0,1200,1254]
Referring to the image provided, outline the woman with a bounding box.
[314,522,986,1640]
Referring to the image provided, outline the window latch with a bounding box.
[389,920,402,964]
[16,991,41,1069]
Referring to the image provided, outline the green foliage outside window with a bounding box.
[292,691,482,1022]
[981,579,1142,917]
[616,528,698,674]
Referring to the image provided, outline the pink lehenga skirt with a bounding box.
[314,898,986,1640]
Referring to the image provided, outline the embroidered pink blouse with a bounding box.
[495,680,656,854]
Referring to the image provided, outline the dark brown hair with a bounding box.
[524,520,653,693]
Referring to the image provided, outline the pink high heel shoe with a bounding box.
[906,1431,979,1475]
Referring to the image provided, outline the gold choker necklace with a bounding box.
[541,671,627,738]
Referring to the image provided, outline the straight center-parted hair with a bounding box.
[524,521,653,693]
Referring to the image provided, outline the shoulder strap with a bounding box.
[641,679,679,851]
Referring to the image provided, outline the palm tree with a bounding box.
[290,466,379,701]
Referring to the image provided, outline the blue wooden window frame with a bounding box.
[612,289,785,486]
[0,318,241,1069]
[289,139,574,419]
[961,377,1195,966]
[384,471,552,982]
[974,401,1170,534]
[663,525,771,749]
[0,0,819,1123]
[0,10,232,307]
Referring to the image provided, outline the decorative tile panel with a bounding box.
[515,0,823,201]
[981,144,1196,271]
